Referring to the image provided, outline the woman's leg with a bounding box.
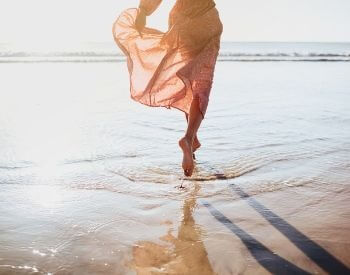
[185,114,201,154]
[179,97,203,176]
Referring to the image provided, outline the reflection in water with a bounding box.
[130,184,214,274]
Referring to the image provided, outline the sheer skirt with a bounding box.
[113,2,222,117]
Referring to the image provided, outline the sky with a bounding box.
[1,0,350,46]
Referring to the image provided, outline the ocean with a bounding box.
[1,41,350,63]
[0,42,349,274]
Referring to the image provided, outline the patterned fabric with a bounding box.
[113,0,222,117]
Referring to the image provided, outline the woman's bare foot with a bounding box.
[193,136,201,152]
[179,137,194,177]
[192,136,201,160]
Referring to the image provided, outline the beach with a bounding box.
[0,51,350,274]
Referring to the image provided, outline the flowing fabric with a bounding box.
[113,0,222,117]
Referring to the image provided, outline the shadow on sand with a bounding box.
[202,183,350,274]
[202,201,311,274]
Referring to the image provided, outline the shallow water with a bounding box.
[0,61,350,274]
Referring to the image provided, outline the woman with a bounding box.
[113,0,222,176]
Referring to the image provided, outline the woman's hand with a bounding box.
[135,8,147,34]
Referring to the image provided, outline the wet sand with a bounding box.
[0,61,350,274]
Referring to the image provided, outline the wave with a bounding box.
[1,51,350,62]
[220,52,350,57]
[0,51,123,58]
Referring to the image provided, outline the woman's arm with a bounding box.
[135,0,162,33]
[139,0,162,16]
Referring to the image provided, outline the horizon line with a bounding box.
[1,40,350,46]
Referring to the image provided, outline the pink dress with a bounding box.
[113,0,222,118]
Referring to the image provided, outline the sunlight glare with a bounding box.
[27,185,64,208]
